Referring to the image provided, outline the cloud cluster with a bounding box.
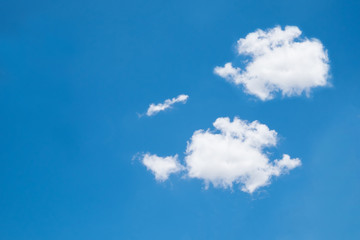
[146,94,189,116]
[138,26,329,194]
[214,26,330,100]
[141,117,301,193]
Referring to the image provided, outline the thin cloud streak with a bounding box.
[146,94,189,116]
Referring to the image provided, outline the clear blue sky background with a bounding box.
[0,0,359,239]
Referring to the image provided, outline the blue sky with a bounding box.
[0,0,360,239]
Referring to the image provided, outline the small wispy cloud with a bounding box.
[142,153,184,181]
[145,94,189,116]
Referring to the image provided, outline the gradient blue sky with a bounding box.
[0,0,360,239]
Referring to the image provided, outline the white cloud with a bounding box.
[146,94,189,116]
[185,117,301,193]
[214,26,330,100]
[142,153,184,181]
[141,117,301,193]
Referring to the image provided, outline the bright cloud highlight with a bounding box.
[214,26,330,100]
[146,94,189,116]
[141,117,301,193]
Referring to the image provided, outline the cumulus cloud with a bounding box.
[141,117,301,193]
[142,154,184,181]
[214,26,330,100]
[146,94,189,116]
[185,117,301,193]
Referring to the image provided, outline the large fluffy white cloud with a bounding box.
[142,154,184,181]
[185,117,301,193]
[141,117,301,193]
[146,94,189,116]
[214,26,330,100]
